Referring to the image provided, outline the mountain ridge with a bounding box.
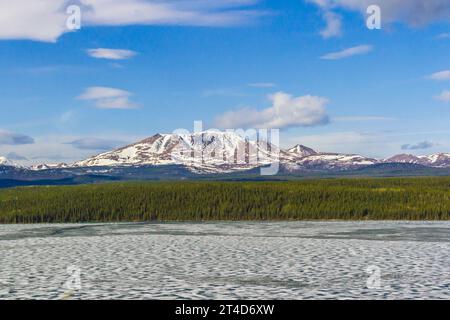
[1,131,450,174]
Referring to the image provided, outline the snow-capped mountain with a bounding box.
[280,144,378,172]
[71,131,382,173]
[0,156,21,168]
[66,132,450,172]
[286,144,317,158]
[75,134,177,167]
[74,132,280,173]
[385,154,423,164]
[7,131,448,176]
[426,153,450,167]
[30,163,69,171]
[385,153,450,168]
[295,153,379,170]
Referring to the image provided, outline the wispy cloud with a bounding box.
[428,70,450,81]
[214,91,329,129]
[334,116,395,122]
[0,130,34,145]
[82,0,266,27]
[77,86,138,109]
[247,82,277,88]
[321,45,373,60]
[0,134,142,165]
[66,138,126,151]
[401,141,436,150]
[435,90,450,102]
[436,32,450,39]
[59,110,77,125]
[15,65,89,76]
[320,11,342,38]
[0,0,266,42]
[309,0,450,32]
[87,48,138,60]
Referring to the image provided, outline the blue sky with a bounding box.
[1,0,450,164]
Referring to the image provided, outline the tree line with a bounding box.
[0,177,449,223]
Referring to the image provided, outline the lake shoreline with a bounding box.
[1,218,450,225]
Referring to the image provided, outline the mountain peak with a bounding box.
[135,133,166,145]
[287,144,317,157]
[0,156,20,168]
[386,154,419,162]
[73,130,277,170]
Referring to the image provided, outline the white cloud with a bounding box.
[0,1,68,42]
[428,70,450,81]
[309,0,450,27]
[77,86,138,109]
[0,0,265,42]
[320,11,342,38]
[435,90,450,102]
[87,48,138,60]
[214,91,330,129]
[321,45,373,60]
[8,136,86,165]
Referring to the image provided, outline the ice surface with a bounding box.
[0,221,449,299]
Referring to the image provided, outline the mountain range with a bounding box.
[1,131,449,186]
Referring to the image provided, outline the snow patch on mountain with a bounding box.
[0,156,21,168]
[286,144,317,158]
[30,163,69,171]
[295,153,378,170]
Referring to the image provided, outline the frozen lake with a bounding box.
[0,221,449,299]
